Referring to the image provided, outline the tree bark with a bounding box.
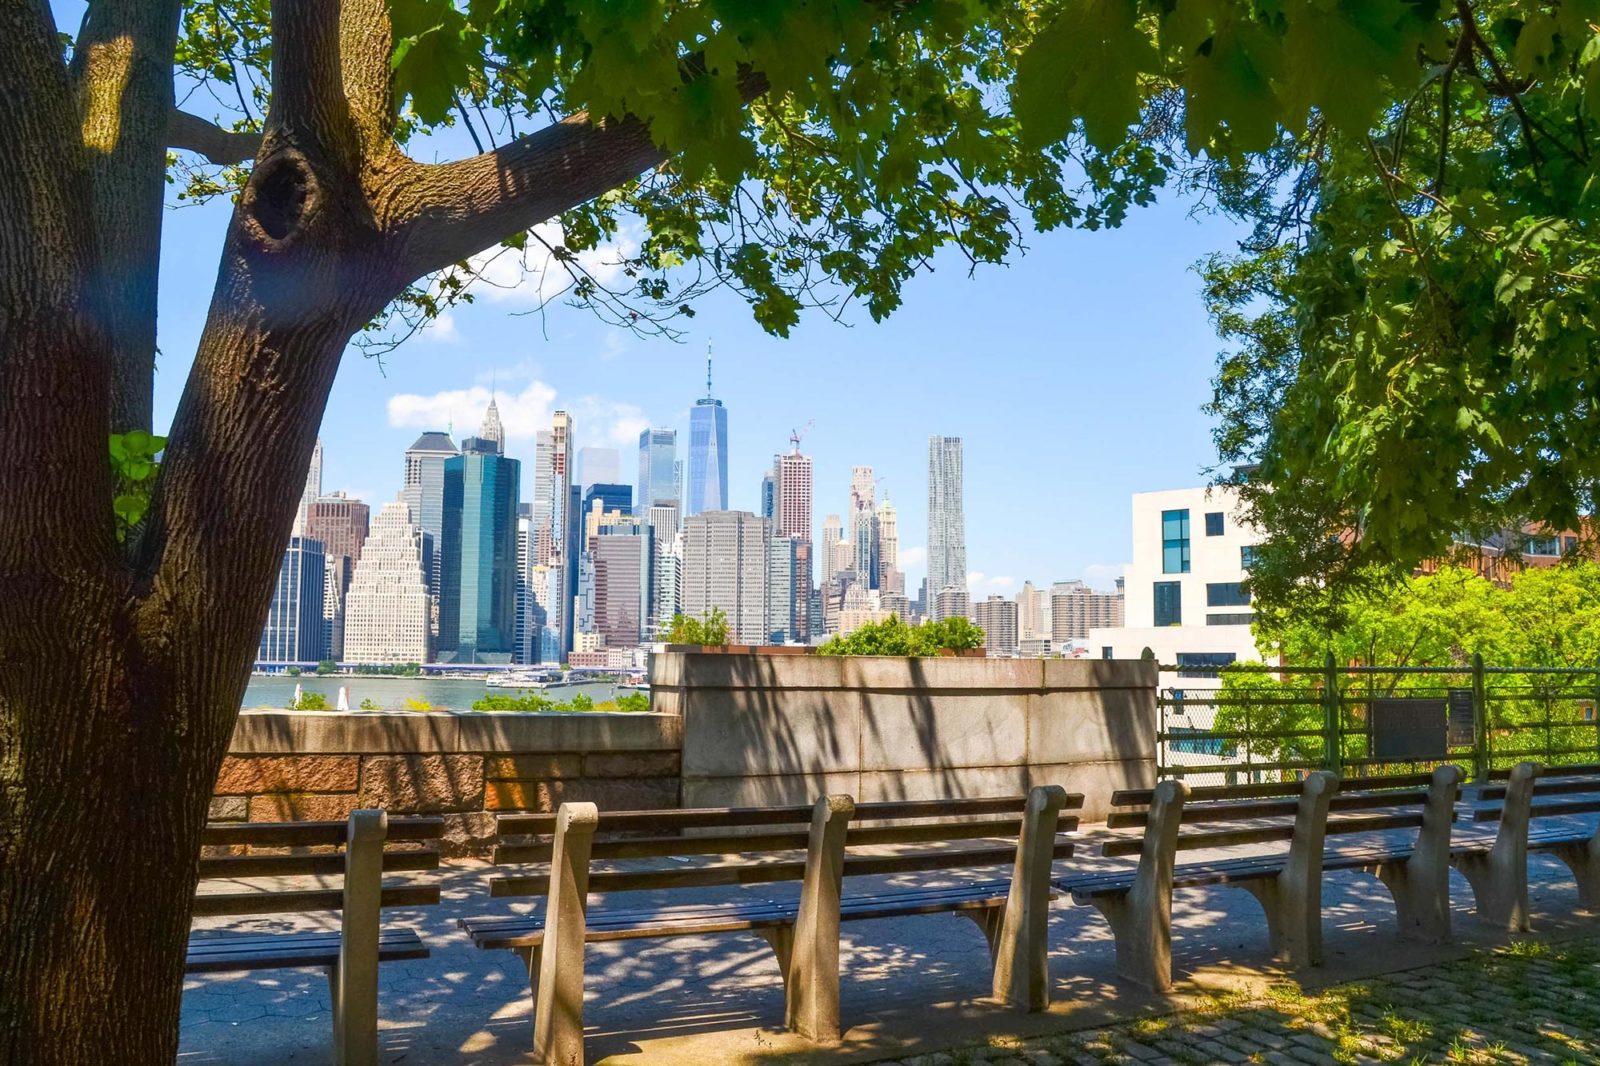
[2,0,771,1060]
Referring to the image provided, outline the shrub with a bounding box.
[402,698,433,711]
[667,608,730,646]
[611,691,650,712]
[817,614,986,656]
[293,691,329,710]
[472,692,554,711]
[358,697,380,710]
[314,659,337,675]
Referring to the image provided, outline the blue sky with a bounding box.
[136,31,1252,598]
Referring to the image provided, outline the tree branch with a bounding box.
[390,69,769,279]
[166,109,262,165]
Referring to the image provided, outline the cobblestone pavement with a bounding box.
[879,937,1600,1066]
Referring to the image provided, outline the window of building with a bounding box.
[1206,612,1254,626]
[1168,726,1233,757]
[1101,646,1114,660]
[1204,512,1225,537]
[1176,651,1237,677]
[1240,545,1259,569]
[1564,535,1579,553]
[1526,535,1560,556]
[1206,581,1250,607]
[1154,581,1182,627]
[1161,509,1191,574]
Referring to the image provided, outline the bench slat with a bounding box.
[1480,777,1600,801]
[492,815,1080,865]
[200,816,444,847]
[184,929,426,973]
[1100,811,1427,858]
[192,884,441,917]
[1105,789,1433,829]
[1109,773,1433,807]
[493,795,1082,836]
[489,840,1073,897]
[1475,796,1600,822]
[198,848,439,880]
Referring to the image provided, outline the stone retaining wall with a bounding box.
[219,710,681,856]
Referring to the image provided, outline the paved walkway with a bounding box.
[178,815,1600,1065]
[880,936,1600,1065]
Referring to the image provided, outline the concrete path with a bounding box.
[179,816,1600,1065]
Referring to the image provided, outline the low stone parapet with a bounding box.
[217,710,682,856]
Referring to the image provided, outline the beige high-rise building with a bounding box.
[681,511,771,645]
[876,497,903,594]
[1050,579,1125,642]
[343,500,432,664]
[974,595,1019,656]
[1017,580,1045,640]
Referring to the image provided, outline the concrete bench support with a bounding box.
[1091,779,1187,992]
[1455,762,1540,932]
[531,802,599,1066]
[991,784,1070,1011]
[329,809,387,1066]
[1239,771,1337,968]
[1551,830,1600,911]
[762,794,855,1045]
[1368,764,1465,943]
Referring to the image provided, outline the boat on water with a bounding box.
[486,670,566,689]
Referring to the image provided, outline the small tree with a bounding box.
[667,608,731,646]
[291,691,328,711]
[818,615,986,656]
[314,659,337,676]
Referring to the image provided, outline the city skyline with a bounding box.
[146,184,1244,600]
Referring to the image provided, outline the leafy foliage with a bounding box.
[667,608,730,646]
[291,690,329,711]
[358,697,381,710]
[108,431,164,540]
[471,689,651,712]
[817,614,985,656]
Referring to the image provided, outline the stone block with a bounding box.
[485,777,679,812]
[358,754,484,814]
[207,795,249,821]
[583,751,681,778]
[857,692,1028,771]
[856,765,1027,803]
[248,792,359,822]
[455,712,681,754]
[229,710,460,754]
[484,753,582,780]
[681,772,860,809]
[214,754,360,794]
[440,812,499,858]
[680,688,861,777]
[1028,759,1154,824]
[1042,657,1156,692]
[1028,687,1155,767]
[840,655,1043,693]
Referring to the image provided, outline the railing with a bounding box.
[1157,655,1600,786]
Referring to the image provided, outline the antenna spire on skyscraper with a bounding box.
[706,341,714,399]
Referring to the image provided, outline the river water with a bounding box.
[241,675,633,711]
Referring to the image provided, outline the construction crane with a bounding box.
[789,418,814,453]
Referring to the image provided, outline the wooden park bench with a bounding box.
[1460,761,1600,929]
[460,787,1079,1064]
[188,810,443,1066]
[1054,768,1466,991]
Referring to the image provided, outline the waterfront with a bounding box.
[242,675,632,711]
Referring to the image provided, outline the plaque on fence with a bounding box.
[1447,688,1475,747]
[1371,698,1448,760]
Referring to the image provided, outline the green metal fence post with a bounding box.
[1472,652,1488,782]
[1323,651,1341,774]
[1593,656,1600,763]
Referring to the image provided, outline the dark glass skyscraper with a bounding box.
[636,427,678,513]
[258,536,327,663]
[438,436,521,663]
[582,482,633,518]
[686,357,728,516]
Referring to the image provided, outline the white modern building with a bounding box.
[1088,485,1263,686]
[343,501,432,664]
[927,436,967,619]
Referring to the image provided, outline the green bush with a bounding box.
[472,692,555,711]
[358,697,380,710]
[402,697,433,711]
[667,608,730,646]
[293,691,329,710]
[610,691,650,712]
[314,659,337,675]
[471,689,650,713]
[817,614,985,656]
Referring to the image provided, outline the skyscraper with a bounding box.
[402,430,458,606]
[768,535,799,643]
[759,467,777,521]
[259,536,327,663]
[686,356,728,515]
[479,395,505,452]
[876,496,902,594]
[583,482,632,518]
[538,412,574,654]
[438,434,521,663]
[821,514,846,581]
[637,428,678,514]
[849,465,875,517]
[307,493,369,660]
[973,595,1019,656]
[586,527,653,649]
[927,435,967,620]
[681,511,769,644]
[292,438,323,538]
[776,449,814,639]
[343,501,432,664]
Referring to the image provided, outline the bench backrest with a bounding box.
[489,790,1083,898]
[195,811,443,917]
[1102,768,1463,858]
[1479,763,1600,816]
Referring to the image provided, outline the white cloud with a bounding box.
[416,310,461,344]
[387,379,557,441]
[569,395,651,449]
[898,546,927,570]
[1082,563,1127,591]
[468,222,638,307]
[967,572,1016,593]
